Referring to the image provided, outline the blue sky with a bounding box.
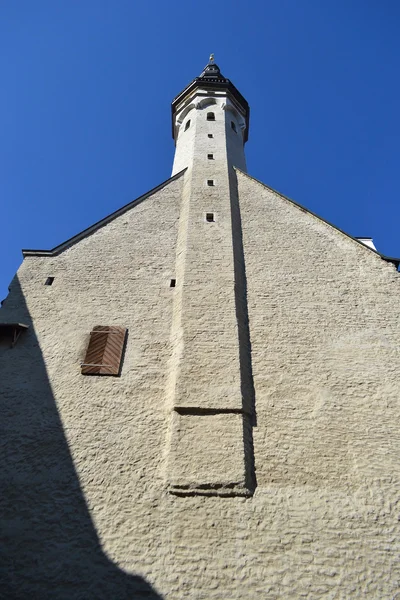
[1,1,399,299]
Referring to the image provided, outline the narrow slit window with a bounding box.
[208,134,213,138]
[231,121,237,132]
[185,120,191,131]
[207,112,215,121]
[81,326,127,376]
[45,277,54,286]
[207,154,214,160]
[170,279,176,288]
[207,180,215,186]
[206,213,215,222]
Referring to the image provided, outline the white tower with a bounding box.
[172,55,249,176]
[166,57,254,496]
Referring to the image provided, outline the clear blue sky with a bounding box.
[1,1,399,299]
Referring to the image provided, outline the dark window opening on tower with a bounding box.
[206,213,215,222]
[207,180,215,186]
[45,277,54,286]
[231,121,237,132]
[185,120,191,131]
[207,154,214,160]
[208,134,213,138]
[207,112,215,121]
[170,279,176,288]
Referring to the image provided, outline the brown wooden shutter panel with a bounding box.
[81,326,127,375]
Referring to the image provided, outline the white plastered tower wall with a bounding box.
[171,90,247,176]
[2,58,400,599]
[167,61,253,495]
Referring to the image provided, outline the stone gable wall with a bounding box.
[2,170,400,598]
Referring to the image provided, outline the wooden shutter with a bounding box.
[81,326,127,376]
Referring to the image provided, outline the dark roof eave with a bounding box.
[380,255,400,268]
[0,322,29,330]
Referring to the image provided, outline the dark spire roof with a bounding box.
[198,55,228,83]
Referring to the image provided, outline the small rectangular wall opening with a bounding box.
[170,279,176,288]
[207,180,214,186]
[206,213,215,222]
[208,134,213,138]
[45,277,54,286]
[207,154,214,160]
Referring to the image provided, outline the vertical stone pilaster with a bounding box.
[166,92,255,496]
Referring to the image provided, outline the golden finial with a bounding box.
[209,53,214,62]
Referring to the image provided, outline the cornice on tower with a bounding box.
[171,55,250,142]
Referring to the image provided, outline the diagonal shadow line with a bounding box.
[0,276,164,600]
[228,166,257,493]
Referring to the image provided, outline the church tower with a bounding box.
[2,57,400,599]
[167,56,254,495]
[171,55,248,175]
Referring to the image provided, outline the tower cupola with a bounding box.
[171,55,250,144]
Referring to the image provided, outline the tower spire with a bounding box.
[198,57,225,81]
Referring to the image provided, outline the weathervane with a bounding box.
[209,53,214,62]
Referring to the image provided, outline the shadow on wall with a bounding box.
[0,277,163,599]
[229,168,257,492]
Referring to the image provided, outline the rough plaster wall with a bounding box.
[3,164,400,597]
[235,170,400,597]
[1,176,184,598]
[236,171,400,486]
[157,173,400,599]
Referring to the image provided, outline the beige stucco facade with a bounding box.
[2,60,400,599]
